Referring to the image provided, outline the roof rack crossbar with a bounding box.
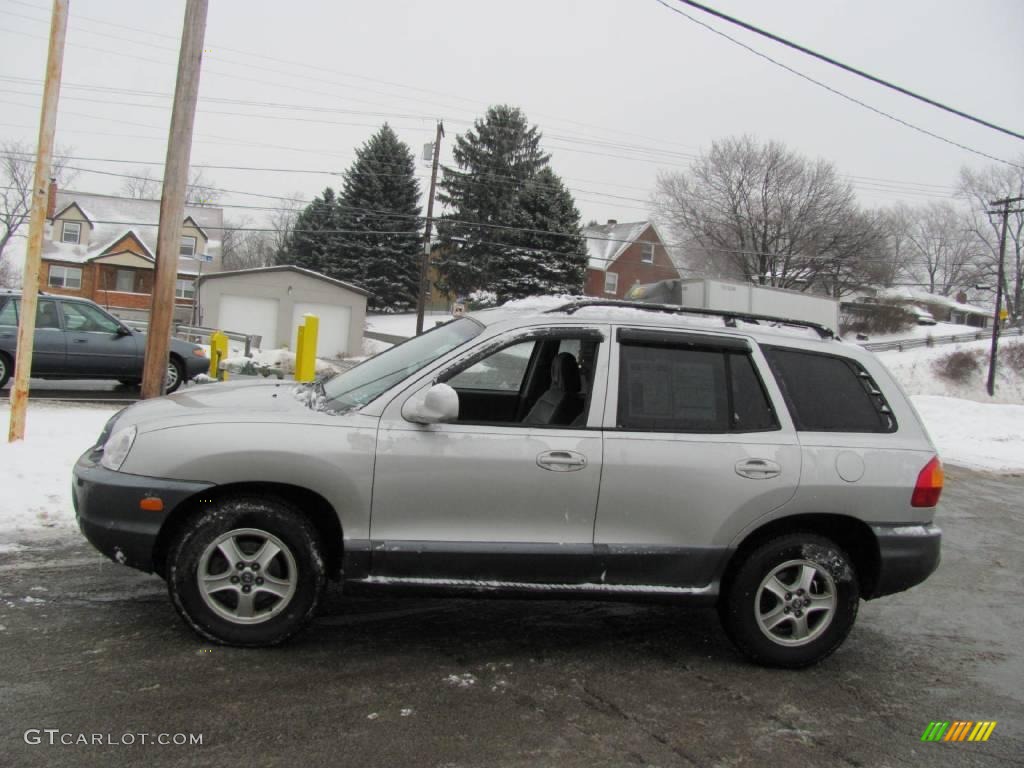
[544,299,834,339]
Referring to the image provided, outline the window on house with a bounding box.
[175,279,195,300]
[47,265,82,289]
[180,236,197,258]
[604,271,619,295]
[640,242,655,263]
[115,269,136,293]
[61,221,81,244]
[763,347,897,433]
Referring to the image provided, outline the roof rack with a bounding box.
[544,298,835,339]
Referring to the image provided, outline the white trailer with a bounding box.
[627,278,841,333]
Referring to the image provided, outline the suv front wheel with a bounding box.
[167,497,326,646]
[719,533,860,668]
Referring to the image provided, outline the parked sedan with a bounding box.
[0,291,208,393]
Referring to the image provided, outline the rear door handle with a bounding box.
[735,458,781,480]
[537,450,587,472]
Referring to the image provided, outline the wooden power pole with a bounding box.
[985,195,1024,397]
[141,0,209,399]
[8,0,69,443]
[415,120,444,336]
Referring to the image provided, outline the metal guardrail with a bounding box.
[120,319,262,357]
[860,326,1022,352]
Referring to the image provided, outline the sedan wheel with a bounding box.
[165,358,184,393]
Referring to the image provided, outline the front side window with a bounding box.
[447,340,535,392]
[60,302,122,334]
[604,271,618,295]
[48,265,82,289]
[617,340,778,433]
[322,317,483,412]
[61,221,81,244]
[763,347,897,433]
[180,236,197,257]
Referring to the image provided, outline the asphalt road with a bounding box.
[1,466,1021,768]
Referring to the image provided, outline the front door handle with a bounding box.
[735,458,781,480]
[537,450,587,472]
[73,338,88,344]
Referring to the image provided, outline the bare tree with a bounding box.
[267,193,304,261]
[652,136,880,296]
[121,167,223,206]
[902,202,983,296]
[0,140,77,265]
[958,160,1024,320]
[221,216,276,270]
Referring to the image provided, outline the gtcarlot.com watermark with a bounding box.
[24,729,203,747]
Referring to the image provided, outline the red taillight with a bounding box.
[911,456,944,507]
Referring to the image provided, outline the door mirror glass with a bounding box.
[402,383,459,424]
[115,325,132,337]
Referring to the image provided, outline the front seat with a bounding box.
[522,352,583,426]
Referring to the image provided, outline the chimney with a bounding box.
[46,178,57,219]
[606,219,617,226]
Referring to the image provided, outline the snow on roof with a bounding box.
[43,190,224,270]
[581,221,651,271]
[197,265,370,297]
[877,286,990,315]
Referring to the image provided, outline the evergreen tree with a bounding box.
[436,105,549,297]
[493,167,587,302]
[280,188,342,276]
[337,124,422,311]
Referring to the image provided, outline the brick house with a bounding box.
[36,186,224,323]
[582,220,679,299]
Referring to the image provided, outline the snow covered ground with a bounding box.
[366,311,447,338]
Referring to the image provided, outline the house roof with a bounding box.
[52,201,93,226]
[42,190,224,276]
[196,265,370,297]
[877,286,990,315]
[581,221,653,271]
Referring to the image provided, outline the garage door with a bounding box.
[292,302,351,360]
[219,295,279,350]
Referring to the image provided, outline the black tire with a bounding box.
[719,533,859,668]
[167,496,326,647]
[166,356,186,393]
[0,352,11,389]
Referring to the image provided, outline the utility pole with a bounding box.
[141,0,208,399]
[8,0,68,443]
[415,120,444,336]
[985,195,1024,397]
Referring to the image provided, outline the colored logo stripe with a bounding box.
[922,721,997,742]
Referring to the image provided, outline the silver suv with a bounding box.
[73,299,943,667]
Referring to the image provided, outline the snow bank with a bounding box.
[911,396,1024,474]
[0,403,120,541]
[876,338,1024,404]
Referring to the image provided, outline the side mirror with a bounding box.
[115,325,132,337]
[401,383,459,425]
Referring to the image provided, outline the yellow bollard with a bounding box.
[209,331,229,381]
[295,314,319,382]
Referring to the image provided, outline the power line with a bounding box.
[667,0,1024,143]
[653,0,1021,169]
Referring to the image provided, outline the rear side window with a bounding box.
[0,299,16,327]
[763,347,897,433]
[617,342,778,433]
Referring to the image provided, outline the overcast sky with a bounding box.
[1,0,1022,231]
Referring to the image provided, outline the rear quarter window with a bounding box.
[763,347,897,433]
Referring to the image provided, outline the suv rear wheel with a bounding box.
[167,497,326,646]
[719,533,859,668]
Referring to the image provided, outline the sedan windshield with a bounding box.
[322,317,483,412]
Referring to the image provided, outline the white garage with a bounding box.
[197,265,368,359]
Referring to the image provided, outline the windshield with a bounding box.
[322,317,483,412]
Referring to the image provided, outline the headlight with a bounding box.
[100,425,137,471]
[192,347,207,358]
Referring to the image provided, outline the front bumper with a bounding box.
[73,450,214,573]
[867,523,942,599]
